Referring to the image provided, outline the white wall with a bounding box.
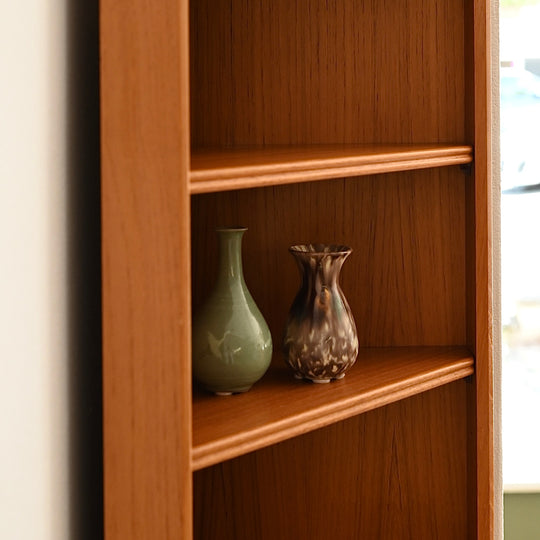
[1,2,70,538]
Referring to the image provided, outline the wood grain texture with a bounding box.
[100,0,192,538]
[190,145,473,193]
[190,0,465,146]
[194,382,469,540]
[191,168,467,348]
[192,347,473,470]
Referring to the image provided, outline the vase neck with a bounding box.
[216,228,246,286]
[301,257,343,290]
[293,250,349,291]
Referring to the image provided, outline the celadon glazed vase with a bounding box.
[283,244,358,383]
[192,227,272,395]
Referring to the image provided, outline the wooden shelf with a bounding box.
[191,346,474,470]
[189,144,473,194]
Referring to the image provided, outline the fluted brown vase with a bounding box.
[283,244,358,383]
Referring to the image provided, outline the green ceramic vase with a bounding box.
[192,227,272,395]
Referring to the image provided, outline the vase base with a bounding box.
[213,385,252,396]
[293,373,347,384]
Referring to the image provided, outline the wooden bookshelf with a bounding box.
[100,0,493,538]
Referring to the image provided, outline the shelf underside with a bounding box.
[189,144,473,194]
[191,346,474,470]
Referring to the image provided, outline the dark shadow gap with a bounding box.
[66,1,103,538]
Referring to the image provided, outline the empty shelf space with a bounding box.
[191,346,474,470]
[189,144,473,194]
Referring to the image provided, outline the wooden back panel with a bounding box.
[190,0,465,146]
[192,168,466,348]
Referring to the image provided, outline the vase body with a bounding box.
[192,227,272,395]
[283,244,358,383]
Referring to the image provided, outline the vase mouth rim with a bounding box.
[216,226,248,233]
[289,243,352,256]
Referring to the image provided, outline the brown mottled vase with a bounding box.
[283,244,358,383]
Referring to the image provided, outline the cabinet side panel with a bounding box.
[464,0,494,538]
[192,169,466,348]
[190,0,465,146]
[100,0,192,538]
[194,382,469,540]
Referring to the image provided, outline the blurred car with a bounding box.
[500,66,540,192]
[501,66,540,99]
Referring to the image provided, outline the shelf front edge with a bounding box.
[191,354,474,471]
[189,146,473,194]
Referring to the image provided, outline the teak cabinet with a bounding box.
[100,1,493,538]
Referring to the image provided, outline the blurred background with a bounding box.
[500,1,540,537]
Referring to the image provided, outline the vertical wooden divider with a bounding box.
[100,0,192,538]
[473,0,494,538]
